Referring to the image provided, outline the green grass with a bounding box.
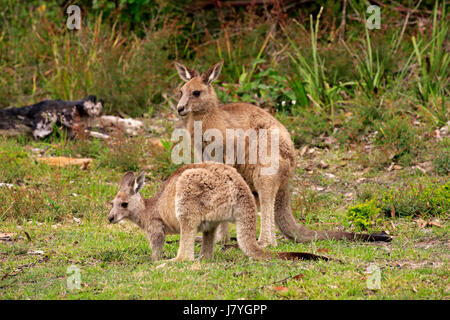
[1,134,448,299]
[0,0,449,300]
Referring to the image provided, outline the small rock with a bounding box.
[31,148,44,154]
[344,192,353,200]
[433,129,442,140]
[88,131,110,139]
[318,160,329,169]
[27,250,44,255]
[324,136,338,145]
[155,263,167,269]
[0,183,14,188]
[299,145,308,157]
[0,233,14,242]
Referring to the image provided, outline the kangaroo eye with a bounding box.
[121,202,128,208]
[193,90,201,97]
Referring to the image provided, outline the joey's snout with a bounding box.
[108,212,117,224]
[108,207,119,224]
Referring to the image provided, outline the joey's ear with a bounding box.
[120,172,135,190]
[134,171,146,194]
[201,60,223,85]
[175,62,200,82]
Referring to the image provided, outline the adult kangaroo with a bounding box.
[175,61,391,247]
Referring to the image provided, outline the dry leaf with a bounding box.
[324,136,337,145]
[24,231,32,242]
[415,219,443,228]
[273,286,289,293]
[415,218,427,229]
[390,205,396,219]
[36,157,93,168]
[155,263,167,269]
[317,248,329,253]
[318,160,329,169]
[292,274,304,280]
[429,220,442,228]
[299,145,308,156]
[149,137,164,150]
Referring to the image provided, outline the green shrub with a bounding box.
[378,181,450,217]
[375,116,421,165]
[346,200,381,231]
[433,146,450,175]
[0,149,29,183]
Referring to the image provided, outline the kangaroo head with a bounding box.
[175,61,223,116]
[108,171,146,224]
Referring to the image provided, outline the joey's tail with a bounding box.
[274,183,392,243]
[235,201,329,261]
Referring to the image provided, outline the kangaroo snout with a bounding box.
[177,105,188,116]
[108,215,115,223]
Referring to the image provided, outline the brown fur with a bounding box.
[175,61,391,245]
[108,163,328,262]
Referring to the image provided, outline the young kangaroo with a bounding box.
[108,162,327,262]
[175,61,391,247]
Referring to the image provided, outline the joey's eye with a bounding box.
[121,202,128,208]
[193,90,201,97]
[178,90,182,96]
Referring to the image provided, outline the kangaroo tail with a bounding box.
[235,195,331,261]
[274,183,392,243]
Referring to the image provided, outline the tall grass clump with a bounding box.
[411,1,449,125]
[0,2,186,116]
[286,7,355,124]
[354,26,385,96]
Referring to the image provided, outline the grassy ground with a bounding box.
[0,1,449,300]
[0,133,448,299]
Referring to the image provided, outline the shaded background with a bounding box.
[0,0,448,151]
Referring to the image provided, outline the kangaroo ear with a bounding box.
[202,60,223,85]
[120,172,135,190]
[175,62,199,82]
[134,171,146,194]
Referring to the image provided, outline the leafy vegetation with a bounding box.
[346,200,381,231]
[0,0,449,300]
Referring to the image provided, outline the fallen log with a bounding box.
[0,96,103,139]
